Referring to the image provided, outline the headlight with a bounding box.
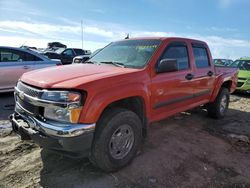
[44,106,82,123]
[41,91,84,123]
[41,91,81,103]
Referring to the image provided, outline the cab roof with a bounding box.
[120,37,207,45]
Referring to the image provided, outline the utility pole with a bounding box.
[81,20,83,49]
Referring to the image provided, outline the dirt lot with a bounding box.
[0,92,250,188]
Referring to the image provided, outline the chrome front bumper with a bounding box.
[11,101,95,138]
[11,82,96,157]
[13,82,96,138]
[10,112,95,157]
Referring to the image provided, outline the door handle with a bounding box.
[185,73,194,80]
[23,65,30,69]
[207,71,213,77]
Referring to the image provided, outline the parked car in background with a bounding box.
[42,48,65,59]
[48,42,67,49]
[43,48,89,65]
[73,54,91,64]
[214,59,233,66]
[72,48,101,64]
[229,58,250,93]
[0,46,61,93]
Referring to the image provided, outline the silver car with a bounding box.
[0,46,61,93]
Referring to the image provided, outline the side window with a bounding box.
[24,53,42,61]
[192,47,210,68]
[0,49,42,62]
[0,49,21,62]
[161,45,189,70]
[63,49,73,56]
[74,49,84,55]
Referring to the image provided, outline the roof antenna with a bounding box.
[125,33,129,39]
[20,41,27,48]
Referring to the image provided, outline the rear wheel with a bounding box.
[90,108,142,172]
[207,87,230,119]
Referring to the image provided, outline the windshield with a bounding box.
[230,60,250,71]
[89,39,161,68]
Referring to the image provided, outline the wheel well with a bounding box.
[221,81,232,90]
[100,97,148,137]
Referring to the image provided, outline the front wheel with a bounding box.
[207,87,230,119]
[90,108,142,172]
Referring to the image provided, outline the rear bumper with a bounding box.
[10,112,95,158]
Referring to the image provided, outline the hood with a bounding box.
[21,64,139,88]
[238,70,250,79]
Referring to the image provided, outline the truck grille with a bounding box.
[16,97,40,115]
[237,82,244,87]
[17,81,41,98]
[16,81,42,115]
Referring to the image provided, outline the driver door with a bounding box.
[150,41,195,122]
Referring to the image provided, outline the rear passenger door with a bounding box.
[191,43,215,103]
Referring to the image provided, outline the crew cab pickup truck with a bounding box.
[10,37,238,172]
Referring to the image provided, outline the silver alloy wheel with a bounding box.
[109,124,135,160]
[220,95,228,114]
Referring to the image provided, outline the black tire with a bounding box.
[207,87,230,119]
[90,108,142,172]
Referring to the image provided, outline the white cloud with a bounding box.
[0,20,121,40]
[0,19,250,60]
[0,36,107,52]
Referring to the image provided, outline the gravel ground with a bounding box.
[0,92,249,188]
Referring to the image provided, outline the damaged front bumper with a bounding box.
[10,110,95,157]
[10,82,96,157]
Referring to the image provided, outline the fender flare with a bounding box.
[79,83,150,123]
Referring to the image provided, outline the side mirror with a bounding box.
[156,59,178,73]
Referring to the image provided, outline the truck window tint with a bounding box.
[193,47,210,68]
[161,46,189,70]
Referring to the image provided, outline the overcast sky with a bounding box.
[0,0,250,59]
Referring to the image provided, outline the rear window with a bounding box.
[193,47,210,68]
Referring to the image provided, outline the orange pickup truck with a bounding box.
[10,37,238,172]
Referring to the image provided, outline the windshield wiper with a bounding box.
[99,61,125,68]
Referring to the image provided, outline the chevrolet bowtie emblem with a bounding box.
[19,91,25,100]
